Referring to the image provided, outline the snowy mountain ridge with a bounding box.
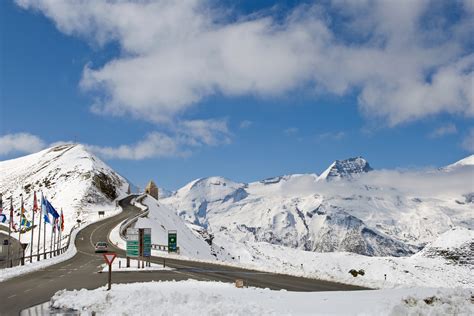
[162,156,474,257]
[0,144,131,238]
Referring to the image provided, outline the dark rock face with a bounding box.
[323,157,373,181]
[93,172,118,200]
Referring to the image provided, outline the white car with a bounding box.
[94,241,108,253]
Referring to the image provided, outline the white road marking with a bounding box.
[8,294,16,299]
[24,289,32,293]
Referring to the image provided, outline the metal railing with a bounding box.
[119,194,149,239]
[0,224,77,269]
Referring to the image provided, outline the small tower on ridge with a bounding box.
[145,180,159,200]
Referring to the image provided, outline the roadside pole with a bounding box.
[37,205,42,261]
[103,253,117,291]
[29,192,36,263]
[7,198,13,267]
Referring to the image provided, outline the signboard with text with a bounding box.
[143,228,151,257]
[168,230,177,253]
[126,228,139,257]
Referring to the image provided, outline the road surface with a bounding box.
[0,195,367,315]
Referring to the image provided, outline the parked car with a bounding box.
[94,241,108,253]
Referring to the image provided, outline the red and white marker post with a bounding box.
[103,252,117,291]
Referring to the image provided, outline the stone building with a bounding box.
[145,180,159,200]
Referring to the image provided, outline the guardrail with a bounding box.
[0,224,78,269]
[119,194,149,240]
[118,195,180,254]
[151,244,180,253]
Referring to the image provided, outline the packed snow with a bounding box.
[50,280,474,315]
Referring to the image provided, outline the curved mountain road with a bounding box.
[0,195,367,315]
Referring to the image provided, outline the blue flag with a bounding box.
[41,194,51,224]
[46,199,59,219]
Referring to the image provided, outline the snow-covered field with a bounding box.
[50,280,474,315]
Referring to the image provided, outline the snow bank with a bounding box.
[50,280,474,316]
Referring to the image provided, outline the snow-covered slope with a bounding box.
[0,144,131,249]
[162,156,473,258]
[417,227,473,266]
[443,154,474,171]
[134,196,231,260]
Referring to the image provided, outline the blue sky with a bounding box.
[1,0,473,190]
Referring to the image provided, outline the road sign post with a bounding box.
[168,230,177,253]
[103,253,117,291]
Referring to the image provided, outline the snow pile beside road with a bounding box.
[50,280,474,316]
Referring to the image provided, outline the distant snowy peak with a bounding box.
[318,157,373,181]
[173,176,247,202]
[443,155,474,171]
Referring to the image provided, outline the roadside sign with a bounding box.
[168,230,177,252]
[103,252,117,265]
[103,252,116,291]
[143,228,151,257]
[126,228,139,257]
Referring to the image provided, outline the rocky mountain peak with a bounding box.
[318,156,372,181]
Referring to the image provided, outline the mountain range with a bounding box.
[1,144,472,259]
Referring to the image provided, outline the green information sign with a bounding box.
[143,228,151,257]
[168,230,177,252]
[126,228,139,257]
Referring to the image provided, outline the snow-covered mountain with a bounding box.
[162,157,473,257]
[442,154,474,171]
[318,157,372,181]
[0,144,131,238]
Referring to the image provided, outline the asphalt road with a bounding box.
[0,195,367,315]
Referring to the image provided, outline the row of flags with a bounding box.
[0,192,64,233]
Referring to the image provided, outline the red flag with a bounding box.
[33,191,39,213]
[21,196,25,217]
[60,210,64,232]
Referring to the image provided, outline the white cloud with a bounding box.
[461,128,474,152]
[429,123,458,138]
[86,132,185,160]
[0,119,230,160]
[239,120,252,129]
[0,133,46,155]
[15,0,474,125]
[87,118,231,159]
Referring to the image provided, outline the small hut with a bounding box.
[145,180,159,200]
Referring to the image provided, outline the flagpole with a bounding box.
[19,194,23,245]
[7,197,12,268]
[58,209,62,254]
[30,191,36,263]
[56,219,61,255]
[43,220,47,259]
[37,199,42,261]
[50,223,54,258]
